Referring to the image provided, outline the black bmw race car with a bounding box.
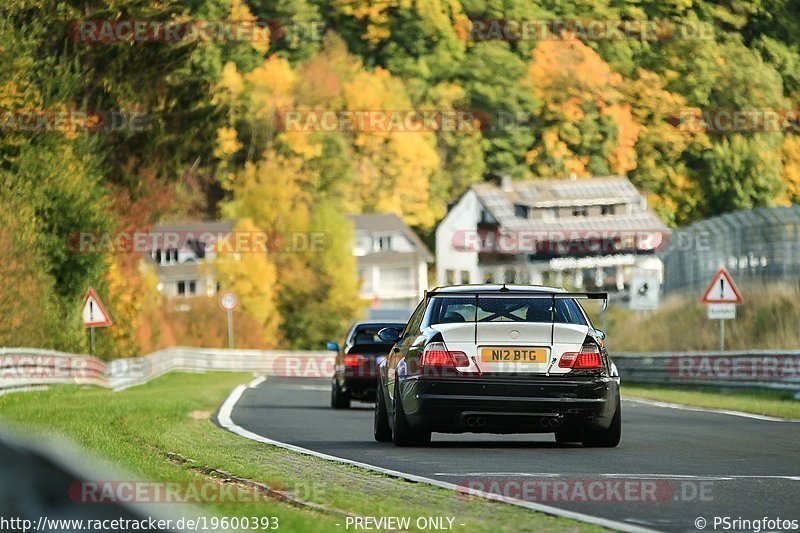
[373,284,620,447]
[329,321,406,409]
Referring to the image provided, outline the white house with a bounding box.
[144,220,235,299]
[349,214,432,319]
[435,176,668,291]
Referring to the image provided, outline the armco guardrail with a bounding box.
[1,347,335,394]
[3,347,799,394]
[613,351,800,392]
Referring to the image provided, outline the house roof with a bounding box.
[149,220,236,233]
[471,176,668,232]
[348,213,433,262]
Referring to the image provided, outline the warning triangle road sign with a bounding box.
[701,267,744,304]
[82,287,112,327]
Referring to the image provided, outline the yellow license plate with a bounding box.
[480,347,549,363]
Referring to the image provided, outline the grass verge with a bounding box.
[622,384,800,419]
[0,372,602,532]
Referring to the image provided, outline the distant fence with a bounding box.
[661,205,800,295]
[614,351,800,392]
[2,347,799,394]
[0,347,335,394]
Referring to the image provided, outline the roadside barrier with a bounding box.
[614,351,800,392]
[2,347,798,393]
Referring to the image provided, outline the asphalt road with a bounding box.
[228,377,800,532]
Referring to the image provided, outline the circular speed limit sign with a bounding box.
[219,291,238,311]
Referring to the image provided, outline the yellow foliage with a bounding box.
[246,56,297,120]
[527,39,638,177]
[214,127,243,159]
[229,0,269,53]
[781,136,800,204]
[213,218,282,348]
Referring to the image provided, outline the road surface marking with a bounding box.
[247,376,267,388]
[622,397,800,422]
[217,384,654,533]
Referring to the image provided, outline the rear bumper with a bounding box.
[399,375,619,433]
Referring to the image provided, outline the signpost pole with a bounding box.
[89,327,95,356]
[227,309,234,350]
[719,319,725,351]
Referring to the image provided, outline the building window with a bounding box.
[377,236,392,251]
[460,270,470,284]
[601,205,616,215]
[483,272,494,283]
[541,208,557,222]
[514,204,530,219]
[572,207,588,217]
[178,280,197,296]
[383,267,412,290]
[445,269,455,284]
[504,269,516,283]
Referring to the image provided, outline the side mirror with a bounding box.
[326,341,339,352]
[594,329,606,341]
[377,327,402,342]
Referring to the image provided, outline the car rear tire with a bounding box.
[373,381,392,442]
[391,384,431,447]
[582,398,621,448]
[330,379,351,409]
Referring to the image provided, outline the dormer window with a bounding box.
[601,205,616,216]
[514,204,530,218]
[541,208,557,222]
[377,235,392,251]
[572,207,588,217]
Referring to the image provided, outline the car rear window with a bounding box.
[429,297,587,326]
[348,324,404,354]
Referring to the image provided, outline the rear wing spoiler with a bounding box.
[424,289,608,345]
[425,289,608,310]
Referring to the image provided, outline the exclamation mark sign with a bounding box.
[719,278,725,299]
[90,300,94,321]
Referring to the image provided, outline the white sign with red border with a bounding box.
[82,288,112,328]
[219,291,238,311]
[701,267,744,305]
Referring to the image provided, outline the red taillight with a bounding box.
[573,351,603,369]
[558,343,603,369]
[344,354,363,367]
[421,342,469,368]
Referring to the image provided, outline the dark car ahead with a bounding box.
[328,321,406,409]
[373,284,620,447]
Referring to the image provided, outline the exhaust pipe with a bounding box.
[539,417,562,428]
[464,416,487,428]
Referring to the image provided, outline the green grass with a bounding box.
[623,384,800,419]
[0,372,601,532]
[597,282,800,352]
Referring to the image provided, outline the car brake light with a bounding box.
[421,342,469,368]
[343,354,362,367]
[558,342,603,369]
